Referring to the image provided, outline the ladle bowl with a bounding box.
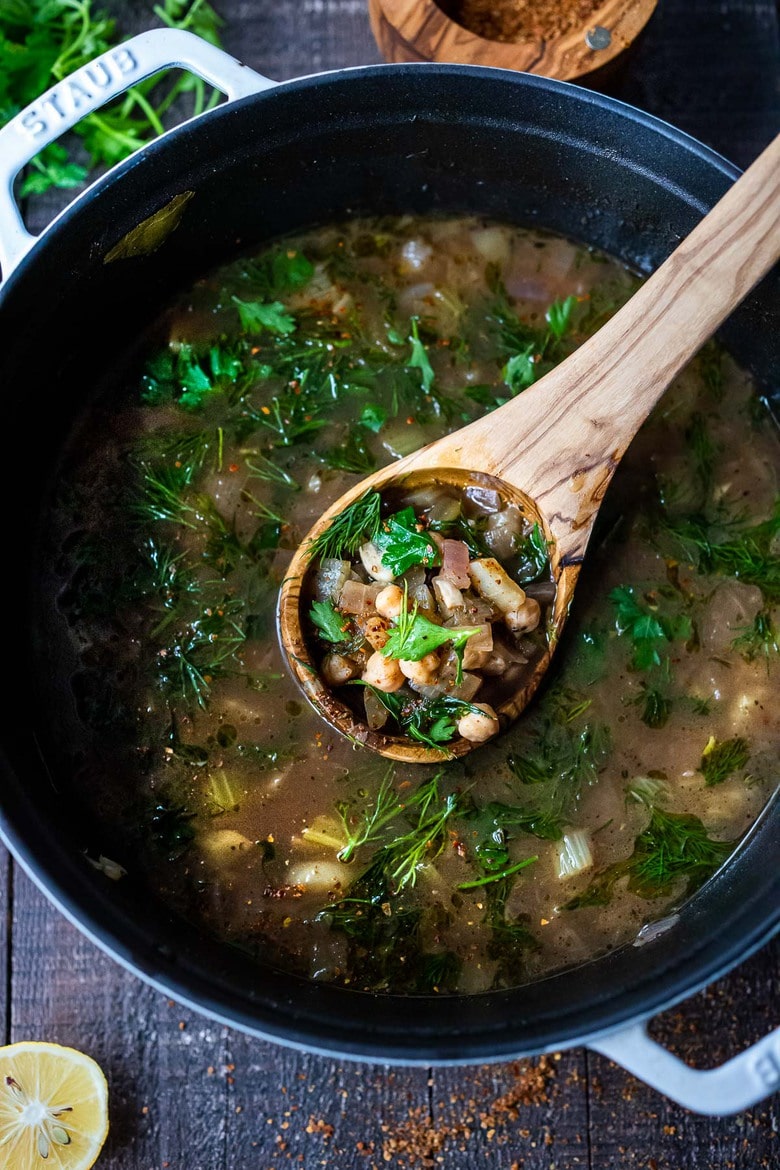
[279,131,780,762]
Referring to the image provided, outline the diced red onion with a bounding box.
[338,579,381,614]
[441,539,471,588]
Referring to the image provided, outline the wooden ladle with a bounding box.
[279,133,780,763]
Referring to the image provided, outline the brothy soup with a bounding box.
[40,217,779,994]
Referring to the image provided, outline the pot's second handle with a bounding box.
[0,28,276,280]
[590,1021,780,1115]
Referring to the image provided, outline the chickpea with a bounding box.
[457,702,500,743]
[321,653,360,687]
[504,598,541,634]
[363,651,405,693]
[359,541,396,583]
[399,652,440,686]
[375,584,406,621]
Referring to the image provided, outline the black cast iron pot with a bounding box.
[0,30,777,1112]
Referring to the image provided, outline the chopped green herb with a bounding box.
[382,602,480,682]
[514,522,550,584]
[545,295,578,340]
[610,585,691,670]
[359,404,387,433]
[408,317,435,393]
[732,611,779,663]
[231,297,296,336]
[458,854,537,890]
[307,490,382,562]
[699,736,750,786]
[309,599,349,643]
[374,507,441,575]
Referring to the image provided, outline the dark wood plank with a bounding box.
[0,848,8,1045]
[10,868,231,1167]
[588,942,780,1168]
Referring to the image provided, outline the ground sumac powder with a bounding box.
[445,0,604,43]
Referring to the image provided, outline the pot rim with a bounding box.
[0,61,777,1064]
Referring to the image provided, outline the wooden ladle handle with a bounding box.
[415,132,780,563]
[479,131,780,556]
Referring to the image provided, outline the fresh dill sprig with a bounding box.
[307,490,383,562]
[699,735,750,786]
[245,454,299,490]
[335,765,399,863]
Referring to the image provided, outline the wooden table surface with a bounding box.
[4,1,780,1166]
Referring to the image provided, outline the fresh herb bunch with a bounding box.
[0,0,225,196]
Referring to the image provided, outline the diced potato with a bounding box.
[468,557,528,614]
[433,576,465,619]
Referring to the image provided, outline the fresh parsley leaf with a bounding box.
[373,507,441,575]
[699,736,750,786]
[503,345,537,394]
[408,317,435,393]
[545,295,578,340]
[0,0,226,195]
[610,585,691,671]
[382,604,480,683]
[309,599,348,643]
[232,297,296,335]
[359,403,387,433]
[732,610,779,662]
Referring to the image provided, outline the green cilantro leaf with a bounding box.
[374,508,441,576]
[408,317,435,393]
[359,404,387,433]
[382,603,480,683]
[503,345,537,394]
[232,297,296,336]
[545,295,578,340]
[309,599,349,643]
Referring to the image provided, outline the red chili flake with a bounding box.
[406,416,415,425]
[228,463,239,473]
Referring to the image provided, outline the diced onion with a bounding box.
[557,830,594,880]
[338,579,381,613]
[315,558,351,601]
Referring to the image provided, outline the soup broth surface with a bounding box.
[41,216,780,995]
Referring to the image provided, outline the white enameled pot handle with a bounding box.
[590,1021,780,1115]
[0,28,276,281]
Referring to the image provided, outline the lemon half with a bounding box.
[0,1042,108,1169]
